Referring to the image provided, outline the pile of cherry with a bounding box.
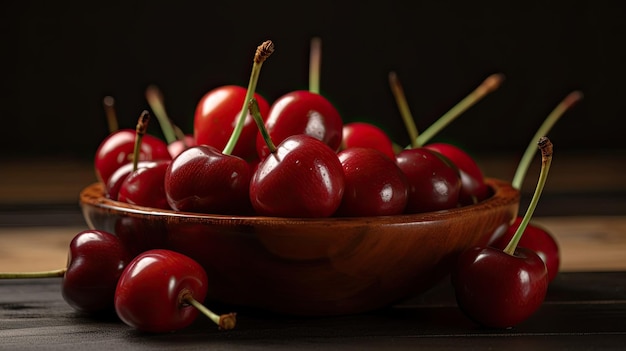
[1,39,583,333]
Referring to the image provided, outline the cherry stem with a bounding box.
[145,85,178,145]
[182,291,237,330]
[222,40,275,155]
[102,96,119,134]
[132,110,151,172]
[511,90,583,190]
[412,73,505,148]
[309,37,322,94]
[0,268,66,279]
[504,136,553,255]
[388,71,419,148]
[248,98,277,153]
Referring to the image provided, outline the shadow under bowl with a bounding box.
[79,178,519,316]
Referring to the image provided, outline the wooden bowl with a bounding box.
[79,178,519,316]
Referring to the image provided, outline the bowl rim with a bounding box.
[80,177,520,225]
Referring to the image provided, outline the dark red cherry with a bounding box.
[335,147,408,217]
[395,148,462,213]
[341,122,396,160]
[164,145,252,214]
[250,134,345,217]
[117,160,171,210]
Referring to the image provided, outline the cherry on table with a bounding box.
[114,249,236,333]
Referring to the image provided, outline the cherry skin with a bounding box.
[491,217,561,283]
[250,134,345,217]
[164,144,252,215]
[335,147,408,217]
[424,142,490,205]
[341,122,396,160]
[105,160,161,200]
[94,128,172,185]
[256,90,343,160]
[194,85,270,161]
[114,249,208,333]
[117,160,172,210]
[395,148,462,213]
[451,246,548,329]
[62,230,132,314]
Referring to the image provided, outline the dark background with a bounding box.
[2,1,625,160]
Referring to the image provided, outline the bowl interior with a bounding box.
[80,178,519,316]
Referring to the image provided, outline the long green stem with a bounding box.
[132,111,150,171]
[511,91,583,190]
[145,85,178,145]
[414,73,505,147]
[388,71,419,148]
[309,37,322,94]
[504,137,553,255]
[0,268,66,279]
[222,40,275,155]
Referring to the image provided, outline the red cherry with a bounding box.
[62,230,132,314]
[492,217,560,283]
[341,122,396,160]
[105,160,158,200]
[117,160,171,210]
[250,134,345,217]
[94,128,171,185]
[335,147,408,217]
[194,85,270,161]
[256,90,343,160]
[451,246,548,328]
[114,249,231,333]
[395,148,461,213]
[452,136,554,329]
[164,145,252,214]
[424,142,490,205]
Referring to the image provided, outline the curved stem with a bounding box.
[0,268,66,279]
[223,40,275,155]
[504,137,553,255]
[145,85,178,145]
[388,71,419,148]
[309,37,322,94]
[511,90,583,190]
[414,73,504,147]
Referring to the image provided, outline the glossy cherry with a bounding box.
[395,147,461,213]
[117,159,172,210]
[105,160,160,200]
[250,133,345,218]
[451,137,554,329]
[94,128,171,185]
[164,145,252,214]
[452,246,548,328]
[194,85,270,161]
[256,90,343,160]
[335,147,408,217]
[341,122,396,160]
[114,249,236,333]
[62,229,132,314]
[424,142,490,205]
[492,217,560,283]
